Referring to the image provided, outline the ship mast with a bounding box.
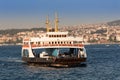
[54,13,59,32]
[46,15,50,32]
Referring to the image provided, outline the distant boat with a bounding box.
[106,44,110,47]
[21,14,87,67]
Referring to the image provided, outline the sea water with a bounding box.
[0,44,120,80]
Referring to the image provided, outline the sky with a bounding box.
[0,0,120,29]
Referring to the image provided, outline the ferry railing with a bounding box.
[23,43,84,48]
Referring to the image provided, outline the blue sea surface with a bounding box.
[0,44,120,80]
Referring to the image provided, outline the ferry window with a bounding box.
[30,42,34,44]
[23,49,29,57]
[73,41,77,44]
[38,42,40,44]
[52,42,54,44]
[55,42,57,44]
[59,35,61,37]
[67,42,69,44]
[36,42,38,44]
[24,42,28,45]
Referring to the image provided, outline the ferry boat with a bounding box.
[21,14,87,67]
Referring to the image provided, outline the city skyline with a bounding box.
[0,0,120,29]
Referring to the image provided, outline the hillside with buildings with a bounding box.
[0,28,46,44]
[0,20,120,45]
[107,20,120,26]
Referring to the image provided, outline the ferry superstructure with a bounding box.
[22,14,87,67]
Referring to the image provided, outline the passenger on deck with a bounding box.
[79,48,84,58]
[69,48,74,57]
[32,50,39,58]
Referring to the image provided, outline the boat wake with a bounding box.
[0,57,23,63]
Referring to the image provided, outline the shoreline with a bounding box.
[90,43,120,45]
[0,43,22,46]
[0,43,120,46]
